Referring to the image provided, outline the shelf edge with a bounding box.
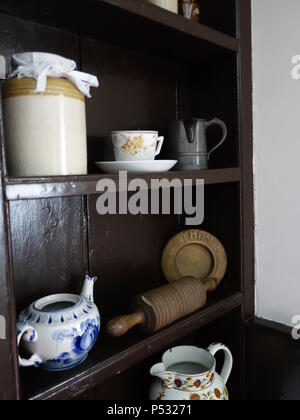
[27,292,243,400]
[5,168,241,201]
[102,0,239,52]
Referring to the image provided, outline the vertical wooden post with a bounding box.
[0,91,20,400]
[237,0,255,400]
[237,0,255,321]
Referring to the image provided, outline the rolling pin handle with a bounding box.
[203,277,218,293]
[106,311,146,337]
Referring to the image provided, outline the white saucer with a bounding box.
[95,160,178,174]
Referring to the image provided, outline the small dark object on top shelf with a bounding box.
[179,0,201,22]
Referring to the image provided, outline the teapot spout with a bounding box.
[81,275,97,302]
[150,363,175,387]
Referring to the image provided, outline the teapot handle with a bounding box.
[17,323,42,368]
[207,343,233,385]
[205,119,228,159]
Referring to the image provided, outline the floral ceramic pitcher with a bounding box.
[150,343,233,401]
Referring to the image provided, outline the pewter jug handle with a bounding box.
[205,119,228,159]
[207,343,233,385]
[17,323,42,368]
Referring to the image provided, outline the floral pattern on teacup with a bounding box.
[112,132,159,158]
[121,135,146,157]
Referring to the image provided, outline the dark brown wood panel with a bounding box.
[203,183,241,292]
[180,182,241,293]
[0,0,254,401]
[90,309,242,401]
[197,0,237,37]
[5,168,241,201]
[73,388,95,401]
[81,36,177,172]
[0,95,19,400]
[9,197,87,314]
[0,0,238,57]
[0,11,83,400]
[245,321,295,400]
[237,0,255,320]
[87,194,180,320]
[178,55,239,169]
[0,13,79,73]
[20,291,242,400]
[189,309,243,401]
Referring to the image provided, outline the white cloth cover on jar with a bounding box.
[10,52,99,98]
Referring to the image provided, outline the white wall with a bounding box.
[252,0,300,326]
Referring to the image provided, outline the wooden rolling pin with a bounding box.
[106,277,218,337]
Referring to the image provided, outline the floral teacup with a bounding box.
[111,131,164,161]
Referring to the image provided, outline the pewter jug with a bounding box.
[166,118,227,170]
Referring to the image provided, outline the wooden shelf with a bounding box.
[19,290,243,400]
[0,0,255,402]
[100,0,239,53]
[4,168,241,201]
[0,0,238,60]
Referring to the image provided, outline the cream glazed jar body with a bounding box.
[2,77,88,177]
[148,0,178,14]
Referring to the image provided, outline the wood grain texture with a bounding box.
[0,0,254,401]
[20,291,242,400]
[9,197,87,314]
[5,168,242,201]
[106,312,146,337]
[81,36,177,172]
[0,13,79,74]
[87,194,180,321]
[0,88,19,400]
[178,55,239,169]
[96,310,242,401]
[180,183,241,293]
[245,321,294,400]
[0,0,238,56]
[237,0,255,319]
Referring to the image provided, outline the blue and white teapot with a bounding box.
[17,275,100,372]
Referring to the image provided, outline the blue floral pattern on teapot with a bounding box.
[17,275,100,372]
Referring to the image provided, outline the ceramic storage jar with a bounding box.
[2,77,88,176]
[148,0,178,14]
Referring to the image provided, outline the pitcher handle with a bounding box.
[207,343,233,385]
[205,118,228,160]
[17,323,42,368]
[155,137,164,156]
